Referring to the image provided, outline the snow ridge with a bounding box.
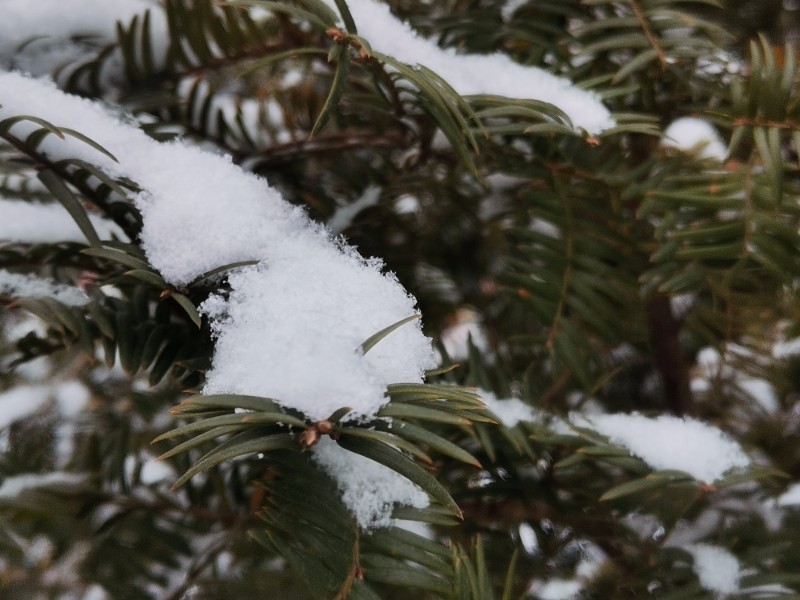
[0,70,435,525]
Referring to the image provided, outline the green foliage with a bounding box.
[2,0,800,598]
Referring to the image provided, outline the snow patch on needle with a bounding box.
[662,117,728,161]
[572,412,749,483]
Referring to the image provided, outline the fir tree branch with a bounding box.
[0,131,142,241]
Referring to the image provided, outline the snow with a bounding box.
[0,471,88,498]
[0,385,51,429]
[0,269,89,306]
[312,438,429,530]
[327,185,381,234]
[575,412,750,482]
[0,71,435,425]
[323,0,614,134]
[439,308,490,362]
[527,540,606,599]
[777,483,800,507]
[662,117,728,161]
[479,390,535,427]
[685,544,741,594]
[126,454,176,485]
[202,249,432,422]
[0,0,166,77]
[773,337,800,358]
[54,380,91,418]
[82,584,109,600]
[692,345,780,413]
[0,199,125,244]
[518,522,539,555]
[738,378,779,413]
[530,579,582,600]
[0,69,435,524]
[501,0,528,23]
[393,518,434,540]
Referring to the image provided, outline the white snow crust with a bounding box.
[575,412,749,482]
[0,269,88,306]
[662,117,728,160]
[0,70,435,525]
[0,199,124,244]
[685,543,741,594]
[479,390,535,427]
[312,438,429,529]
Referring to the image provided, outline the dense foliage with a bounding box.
[1,0,800,598]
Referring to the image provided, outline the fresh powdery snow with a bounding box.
[0,385,52,430]
[684,544,741,595]
[575,413,749,482]
[777,483,800,507]
[662,117,728,161]
[0,269,89,306]
[0,199,124,244]
[1,0,611,528]
[478,390,535,427]
[322,0,614,134]
[0,70,436,524]
[312,438,429,529]
[0,0,166,77]
[0,471,89,498]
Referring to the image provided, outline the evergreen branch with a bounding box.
[0,130,142,240]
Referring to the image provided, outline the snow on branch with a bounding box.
[312,437,428,529]
[0,471,89,498]
[0,71,435,420]
[325,0,615,134]
[0,69,435,523]
[478,390,535,428]
[573,412,750,483]
[0,199,124,243]
[0,269,89,306]
[684,544,741,595]
[662,117,728,161]
[0,0,166,77]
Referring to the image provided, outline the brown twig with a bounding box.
[629,0,668,69]
[242,129,408,168]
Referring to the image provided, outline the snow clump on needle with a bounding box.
[0,270,89,307]
[662,117,728,161]
[478,390,535,428]
[684,544,741,595]
[572,412,749,482]
[312,438,428,529]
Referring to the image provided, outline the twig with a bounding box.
[629,0,668,69]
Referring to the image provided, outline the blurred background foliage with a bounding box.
[2,0,800,598]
